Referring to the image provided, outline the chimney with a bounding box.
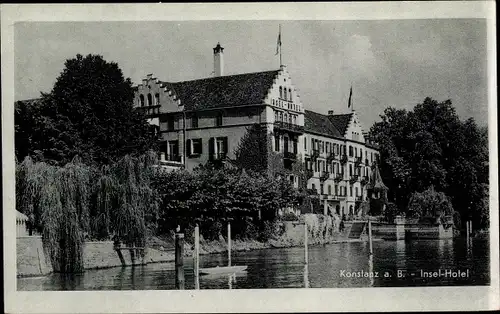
[328,110,335,116]
[213,42,224,77]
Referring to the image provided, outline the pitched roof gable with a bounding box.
[162,70,280,111]
[304,110,342,137]
[328,113,353,136]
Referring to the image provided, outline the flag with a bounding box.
[348,86,353,108]
[275,25,282,55]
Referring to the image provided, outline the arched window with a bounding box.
[155,93,160,105]
[284,88,287,100]
[288,88,292,101]
[279,86,283,99]
[147,93,152,106]
[289,114,292,124]
[328,185,332,195]
[311,183,316,192]
[279,112,283,121]
[140,94,145,107]
[284,112,288,123]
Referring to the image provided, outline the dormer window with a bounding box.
[147,93,152,106]
[140,94,145,107]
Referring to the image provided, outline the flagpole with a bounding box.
[279,24,282,67]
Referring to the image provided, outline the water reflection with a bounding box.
[18,239,490,290]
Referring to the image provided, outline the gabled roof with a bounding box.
[304,110,342,137]
[328,113,353,136]
[161,70,280,111]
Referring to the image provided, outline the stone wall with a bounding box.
[17,238,175,277]
[17,236,52,277]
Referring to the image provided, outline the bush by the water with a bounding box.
[152,164,302,242]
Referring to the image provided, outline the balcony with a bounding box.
[326,152,336,162]
[355,156,362,165]
[349,175,359,184]
[340,154,348,164]
[334,173,344,182]
[310,149,320,161]
[210,152,227,161]
[320,171,330,182]
[284,151,297,160]
[274,121,304,134]
[137,105,161,117]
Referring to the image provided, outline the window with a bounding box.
[215,112,223,126]
[140,94,145,107]
[288,88,292,101]
[311,183,316,192]
[191,114,198,128]
[349,186,353,197]
[279,112,283,121]
[275,110,279,122]
[320,184,324,195]
[155,93,160,105]
[284,113,288,124]
[335,185,338,196]
[349,146,353,157]
[192,138,202,155]
[289,114,292,124]
[328,185,332,195]
[279,86,283,98]
[284,88,287,100]
[355,187,359,197]
[168,141,179,161]
[349,164,353,176]
[210,137,228,160]
[275,135,280,152]
[147,93,153,106]
[167,115,175,131]
[304,137,307,150]
[293,139,298,154]
[355,147,358,157]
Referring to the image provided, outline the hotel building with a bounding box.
[134,43,383,218]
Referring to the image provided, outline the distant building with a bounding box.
[134,43,384,218]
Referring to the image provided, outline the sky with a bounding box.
[14,19,488,129]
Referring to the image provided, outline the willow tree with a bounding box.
[91,151,159,248]
[16,156,91,273]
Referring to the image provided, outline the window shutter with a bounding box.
[209,137,215,160]
[186,139,192,156]
[223,137,228,154]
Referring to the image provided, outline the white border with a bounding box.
[2,2,498,313]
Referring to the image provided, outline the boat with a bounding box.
[199,265,248,276]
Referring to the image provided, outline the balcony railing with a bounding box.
[210,152,227,160]
[274,121,304,134]
[310,149,320,161]
[320,171,330,182]
[137,105,161,116]
[284,151,297,160]
[349,175,359,184]
[340,154,348,164]
[355,156,362,165]
[326,152,336,161]
[334,173,344,182]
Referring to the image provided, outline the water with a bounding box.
[17,238,489,290]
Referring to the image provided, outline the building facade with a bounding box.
[134,43,381,218]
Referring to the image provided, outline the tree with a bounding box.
[234,123,271,173]
[407,186,454,221]
[15,54,156,166]
[370,97,489,229]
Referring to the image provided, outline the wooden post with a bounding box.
[194,225,200,290]
[228,222,232,267]
[304,223,308,264]
[368,220,373,255]
[466,221,470,240]
[175,233,185,290]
